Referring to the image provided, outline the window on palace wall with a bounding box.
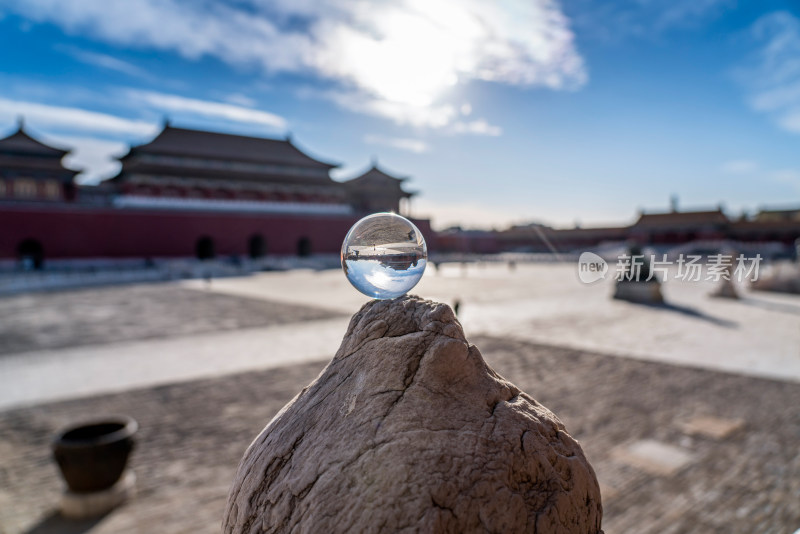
[43,181,61,199]
[14,179,37,198]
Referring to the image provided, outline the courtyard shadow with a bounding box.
[24,510,109,534]
[739,297,800,316]
[634,301,739,328]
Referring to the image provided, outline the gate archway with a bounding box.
[248,234,266,259]
[195,236,215,260]
[297,237,312,257]
[17,238,44,270]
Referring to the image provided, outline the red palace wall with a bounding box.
[0,205,435,260]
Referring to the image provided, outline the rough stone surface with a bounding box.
[223,296,603,534]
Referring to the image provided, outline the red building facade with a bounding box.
[0,124,429,267]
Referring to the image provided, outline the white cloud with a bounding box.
[44,135,128,184]
[0,97,157,136]
[7,0,586,133]
[657,0,734,30]
[721,159,758,174]
[450,119,502,137]
[364,134,428,154]
[569,0,733,42]
[224,93,257,108]
[320,89,458,129]
[126,90,287,130]
[319,89,501,136]
[57,45,152,80]
[740,11,800,134]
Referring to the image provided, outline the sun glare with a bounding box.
[333,0,487,108]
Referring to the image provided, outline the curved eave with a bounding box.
[0,130,71,158]
[284,138,340,169]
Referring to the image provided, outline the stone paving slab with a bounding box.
[681,415,746,440]
[1,336,799,534]
[611,439,695,476]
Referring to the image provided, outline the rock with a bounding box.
[711,278,739,299]
[710,255,739,300]
[223,296,603,534]
[613,280,664,303]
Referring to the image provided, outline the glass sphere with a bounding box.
[341,213,427,299]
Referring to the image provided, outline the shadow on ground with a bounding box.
[739,297,800,316]
[626,300,739,328]
[24,511,109,534]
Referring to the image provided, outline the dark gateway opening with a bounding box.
[248,234,266,259]
[297,237,312,257]
[17,238,44,270]
[195,236,215,260]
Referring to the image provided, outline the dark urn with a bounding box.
[52,416,138,493]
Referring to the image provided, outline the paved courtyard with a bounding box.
[183,262,800,381]
[0,263,798,533]
[1,263,798,409]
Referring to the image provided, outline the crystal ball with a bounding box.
[341,213,428,299]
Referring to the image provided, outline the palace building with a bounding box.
[342,163,414,215]
[0,119,78,204]
[109,125,353,215]
[0,123,428,266]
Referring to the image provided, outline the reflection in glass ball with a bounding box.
[341,213,428,299]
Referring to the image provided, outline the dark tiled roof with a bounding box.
[729,219,800,230]
[0,128,69,157]
[126,126,337,169]
[634,210,729,227]
[0,154,78,175]
[114,162,336,186]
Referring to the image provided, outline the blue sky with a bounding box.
[0,0,799,229]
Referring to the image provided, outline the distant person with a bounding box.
[508,260,516,272]
[453,299,461,316]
